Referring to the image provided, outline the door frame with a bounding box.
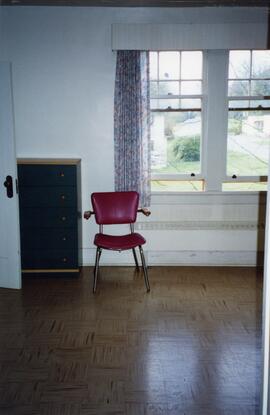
[0,62,21,289]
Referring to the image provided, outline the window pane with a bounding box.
[251,80,270,96]
[227,110,270,176]
[228,80,249,96]
[150,82,158,97]
[181,81,202,95]
[152,180,204,192]
[159,99,180,109]
[159,52,180,80]
[229,51,250,79]
[229,100,270,110]
[252,50,270,79]
[159,81,179,95]
[150,99,159,109]
[150,52,158,80]
[151,112,201,174]
[229,100,250,109]
[222,182,267,191]
[181,51,202,80]
[250,99,270,108]
[181,99,201,109]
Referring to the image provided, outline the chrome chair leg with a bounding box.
[132,248,140,271]
[138,246,150,292]
[93,247,102,293]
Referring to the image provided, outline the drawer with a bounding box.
[20,228,77,251]
[18,165,77,187]
[20,208,77,228]
[19,186,77,208]
[21,250,77,269]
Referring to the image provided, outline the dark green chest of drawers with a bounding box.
[18,160,82,276]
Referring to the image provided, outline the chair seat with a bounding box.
[94,232,146,251]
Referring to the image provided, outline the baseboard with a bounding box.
[82,249,264,267]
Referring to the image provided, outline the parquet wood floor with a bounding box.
[0,266,262,415]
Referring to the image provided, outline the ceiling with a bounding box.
[2,0,270,7]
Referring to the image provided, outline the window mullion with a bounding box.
[204,50,229,192]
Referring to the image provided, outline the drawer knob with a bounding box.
[60,172,65,177]
[61,195,66,200]
[62,257,67,263]
[62,236,67,241]
[62,216,66,221]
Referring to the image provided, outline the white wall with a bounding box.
[0,6,267,266]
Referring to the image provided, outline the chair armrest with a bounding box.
[138,208,151,217]
[83,210,95,220]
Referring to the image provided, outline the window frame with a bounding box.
[150,49,269,195]
[224,49,270,188]
[150,50,205,187]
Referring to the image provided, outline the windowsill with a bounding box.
[150,190,267,205]
[152,190,267,195]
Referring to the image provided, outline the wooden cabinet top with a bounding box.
[17,158,81,165]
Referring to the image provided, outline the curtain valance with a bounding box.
[112,23,268,51]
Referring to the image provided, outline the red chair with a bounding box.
[84,191,151,293]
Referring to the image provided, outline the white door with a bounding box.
[262,143,270,413]
[0,62,21,289]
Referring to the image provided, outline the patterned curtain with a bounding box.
[114,50,151,207]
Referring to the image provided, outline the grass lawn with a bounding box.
[227,151,268,176]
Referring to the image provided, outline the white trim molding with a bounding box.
[148,250,263,266]
[82,248,263,267]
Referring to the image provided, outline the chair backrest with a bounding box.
[91,191,139,225]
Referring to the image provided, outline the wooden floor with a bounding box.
[0,266,263,415]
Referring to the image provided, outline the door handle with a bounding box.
[3,175,13,198]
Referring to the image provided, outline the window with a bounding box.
[149,49,270,193]
[224,50,270,191]
[150,51,204,192]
